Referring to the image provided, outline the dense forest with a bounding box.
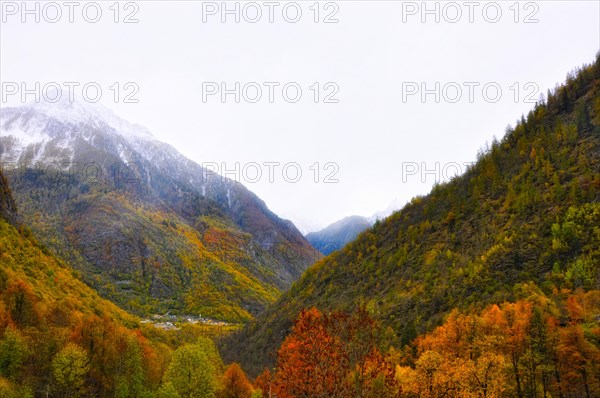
[222,53,600,379]
[254,288,600,398]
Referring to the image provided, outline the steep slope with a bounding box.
[0,169,136,327]
[306,215,372,255]
[0,172,17,226]
[0,99,318,321]
[222,55,600,375]
[0,169,175,396]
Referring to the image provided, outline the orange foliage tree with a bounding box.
[271,307,398,398]
[220,363,254,398]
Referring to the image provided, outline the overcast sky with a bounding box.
[1,1,599,232]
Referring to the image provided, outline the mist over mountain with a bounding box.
[0,97,319,321]
[306,215,373,255]
[369,197,406,223]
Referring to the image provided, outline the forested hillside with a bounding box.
[0,169,268,397]
[0,101,318,322]
[222,54,600,377]
[0,169,154,396]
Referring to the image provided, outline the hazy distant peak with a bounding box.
[306,215,372,255]
[369,197,405,223]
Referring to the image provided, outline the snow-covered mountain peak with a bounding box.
[1,94,158,166]
[23,91,154,141]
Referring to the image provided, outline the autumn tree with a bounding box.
[274,308,350,398]
[273,307,398,398]
[162,338,222,398]
[52,343,89,398]
[0,327,29,382]
[557,294,600,398]
[114,332,145,398]
[253,368,272,398]
[5,280,39,327]
[70,314,120,395]
[499,301,532,398]
[219,363,253,398]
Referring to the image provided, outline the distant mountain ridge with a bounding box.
[306,215,373,255]
[0,97,319,321]
[305,198,407,255]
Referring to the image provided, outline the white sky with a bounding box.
[1,1,599,232]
